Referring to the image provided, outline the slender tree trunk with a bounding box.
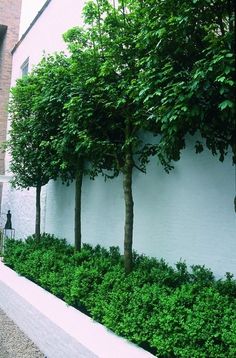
[35,184,41,239]
[123,149,134,274]
[74,160,83,251]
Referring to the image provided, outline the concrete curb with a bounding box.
[0,261,155,357]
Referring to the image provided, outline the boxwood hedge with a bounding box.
[3,234,236,357]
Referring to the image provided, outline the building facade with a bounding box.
[0,0,22,209]
[1,0,236,278]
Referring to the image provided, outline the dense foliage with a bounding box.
[6,54,71,237]
[135,0,235,168]
[4,235,236,358]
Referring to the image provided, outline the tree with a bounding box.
[7,54,70,237]
[64,0,158,271]
[58,23,121,251]
[52,69,112,251]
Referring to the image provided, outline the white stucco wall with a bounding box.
[45,136,236,278]
[1,185,34,237]
[1,0,235,278]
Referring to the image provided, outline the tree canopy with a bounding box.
[135,0,235,168]
[7,54,71,237]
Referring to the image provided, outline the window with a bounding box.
[0,25,7,77]
[21,57,29,77]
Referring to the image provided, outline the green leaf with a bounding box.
[218,100,234,110]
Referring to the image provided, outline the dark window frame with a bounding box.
[21,57,29,77]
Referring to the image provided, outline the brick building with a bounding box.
[0,0,22,208]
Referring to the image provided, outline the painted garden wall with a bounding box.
[44,135,236,278]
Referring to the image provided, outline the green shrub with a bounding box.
[3,234,236,357]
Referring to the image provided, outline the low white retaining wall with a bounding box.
[0,261,155,358]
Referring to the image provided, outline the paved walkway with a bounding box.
[0,307,44,358]
[0,261,155,358]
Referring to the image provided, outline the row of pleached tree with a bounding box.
[5,0,235,272]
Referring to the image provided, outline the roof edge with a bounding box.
[12,0,52,54]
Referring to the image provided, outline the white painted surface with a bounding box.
[1,0,235,278]
[0,261,155,357]
[44,180,75,240]
[12,0,85,82]
[0,175,12,182]
[2,184,36,237]
[19,0,46,37]
[44,137,236,278]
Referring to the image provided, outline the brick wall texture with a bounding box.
[0,0,22,206]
